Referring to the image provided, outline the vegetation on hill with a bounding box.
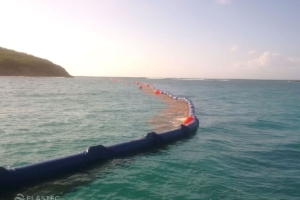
[0,47,72,77]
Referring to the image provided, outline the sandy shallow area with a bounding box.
[141,84,189,133]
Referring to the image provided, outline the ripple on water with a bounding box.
[1,78,300,199]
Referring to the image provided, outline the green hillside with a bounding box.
[0,47,72,77]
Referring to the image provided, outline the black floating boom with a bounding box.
[0,84,199,190]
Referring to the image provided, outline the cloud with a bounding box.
[232,51,300,71]
[287,57,300,63]
[248,50,256,55]
[246,52,279,69]
[228,52,300,79]
[230,45,238,51]
[216,0,232,5]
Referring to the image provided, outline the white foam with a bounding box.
[218,79,229,81]
[145,77,166,79]
[176,78,205,81]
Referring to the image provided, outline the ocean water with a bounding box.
[1,77,300,199]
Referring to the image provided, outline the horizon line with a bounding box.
[73,76,300,81]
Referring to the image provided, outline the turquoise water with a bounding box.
[1,77,300,199]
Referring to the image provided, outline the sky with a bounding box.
[0,0,300,80]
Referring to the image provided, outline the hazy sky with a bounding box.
[1,0,300,79]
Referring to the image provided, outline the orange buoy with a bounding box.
[183,116,194,125]
[154,90,160,94]
[146,84,149,87]
[139,85,142,89]
[136,82,139,84]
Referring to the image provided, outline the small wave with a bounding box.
[218,79,229,81]
[177,78,205,81]
[145,77,166,79]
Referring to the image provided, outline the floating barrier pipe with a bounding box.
[0,84,199,190]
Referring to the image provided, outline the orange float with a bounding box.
[183,116,194,125]
[154,90,160,94]
[146,84,149,87]
[139,85,142,89]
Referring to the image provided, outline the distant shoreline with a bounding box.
[74,76,300,82]
[1,76,298,82]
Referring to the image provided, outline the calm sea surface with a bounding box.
[0,77,299,199]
